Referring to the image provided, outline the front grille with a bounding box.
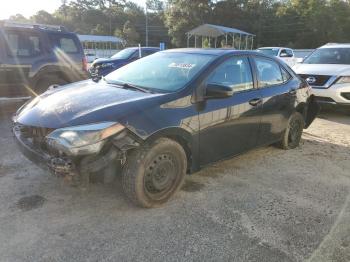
[19,125,52,138]
[15,124,53,151]
[341,92,350,100]
[299,74,332,86]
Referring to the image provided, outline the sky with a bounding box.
[0,0,147,20]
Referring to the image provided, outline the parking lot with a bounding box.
[0,101,349,262]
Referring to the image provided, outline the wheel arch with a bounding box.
[144,127,196,174]
[296,95,319,128]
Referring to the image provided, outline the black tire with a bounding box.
[36,76,68,94]
[122,138,187,208]
[278,112,305,150]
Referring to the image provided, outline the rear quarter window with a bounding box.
[49,34,80,54]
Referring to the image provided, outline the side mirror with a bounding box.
[205,83,234,99]
[280,53,290,58]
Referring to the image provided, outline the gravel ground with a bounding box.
[0,101,349,262]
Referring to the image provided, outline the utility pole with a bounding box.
[145,5,149,47]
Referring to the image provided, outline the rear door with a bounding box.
[198,55,263,166]
[252,56,297,145]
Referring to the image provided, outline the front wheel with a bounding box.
[122,138,187,208]
[36,76,68,94]
[278,112,305,150]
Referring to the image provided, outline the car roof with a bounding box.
[257,47,291,50]
[163,48,263,57]
[320,43,350,49]
[127,47,160,50]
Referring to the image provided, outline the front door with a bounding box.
[198,56,263,166]
[1,29,44,96]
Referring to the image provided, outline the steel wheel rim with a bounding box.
[144,153,180,201]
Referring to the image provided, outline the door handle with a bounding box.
[249,98,262,106]
[289,89,297,95]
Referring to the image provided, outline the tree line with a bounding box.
[7,0,350,49]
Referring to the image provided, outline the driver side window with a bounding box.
[207,56,254,92]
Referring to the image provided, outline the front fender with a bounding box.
[144,127,200,174]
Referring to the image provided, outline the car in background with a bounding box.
[293,43,350,108]
[293,49,314,63]
[0,21,88,96]
[89,46,159,79]
[85,52,98,63]
[13,49,318,207]
[257,47,298,67]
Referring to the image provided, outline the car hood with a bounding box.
[293,63,350,76]
[15,80,164,129]
[92,58,126,66]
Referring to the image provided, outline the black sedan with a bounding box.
[13,49,318,207]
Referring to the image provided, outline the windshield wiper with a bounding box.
[121,83,151,93]
[105,79,151,93]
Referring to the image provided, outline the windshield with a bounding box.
[105,52,215,92]
[303,48,350,64]
[111,49,136,59]
[257,48,279,56]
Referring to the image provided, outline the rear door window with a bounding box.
[4,30,42,57]
[286,49,294,57]
[254,57,284,87]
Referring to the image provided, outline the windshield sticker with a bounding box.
[168,63,196,69]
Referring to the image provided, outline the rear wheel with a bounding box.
[278,112,305,149]
[122,138,187,208]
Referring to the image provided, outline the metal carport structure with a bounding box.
[78,34,125,57]
[186,24,255,50]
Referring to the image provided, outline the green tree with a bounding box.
[122,20,140,45]
[31,10,59,25]
[164,0,212,47]
[8,14,30,22]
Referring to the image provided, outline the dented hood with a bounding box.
[15,80,163,129]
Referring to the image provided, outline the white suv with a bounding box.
[293,43,350,107]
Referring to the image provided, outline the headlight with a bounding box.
[101,62,114,68]
[46,122,125,155]
[336,76,350,84]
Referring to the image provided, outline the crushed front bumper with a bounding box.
[13,126,76,176]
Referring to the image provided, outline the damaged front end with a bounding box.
[13,122,141,186]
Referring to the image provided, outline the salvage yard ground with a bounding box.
[0,101,349,262]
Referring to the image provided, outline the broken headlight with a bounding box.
[46,122,125,156]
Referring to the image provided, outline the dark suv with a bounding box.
[89,47,159,79]
[0,21,88,96]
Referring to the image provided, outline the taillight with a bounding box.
[82,56,88,72]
